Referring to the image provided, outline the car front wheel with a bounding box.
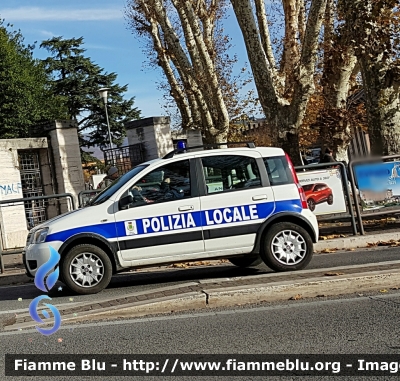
[261,222,313,271]
[61,244,113,295]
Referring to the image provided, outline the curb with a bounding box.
[39,271,400,324]
[204,269,400,307]
[0,271,32,287]
[5,267,400,330]
[314,231,400,252]
[66,269,400,323]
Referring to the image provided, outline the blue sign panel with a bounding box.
[354,161,400,210]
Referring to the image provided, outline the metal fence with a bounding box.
[348,154,400,235]
[103,143,145,175]
[0,193,75,274]
[78,190,102,208]
[295,162,358,236]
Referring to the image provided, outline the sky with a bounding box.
[0,0,250,120]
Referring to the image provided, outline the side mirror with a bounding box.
[119,194,133,209]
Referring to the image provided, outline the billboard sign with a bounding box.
[353,161,400,211]
[297,168,346,215]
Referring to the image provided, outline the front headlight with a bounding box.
[33,228,49,244]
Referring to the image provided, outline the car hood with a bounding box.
[29,208,83,233]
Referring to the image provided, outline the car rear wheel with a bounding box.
[307,198,316,211]
[228,255,262,268]
[261,222,313,272]
[61,244,113,295]
[327,195,333,205]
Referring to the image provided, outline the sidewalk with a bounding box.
[2,224,400,287]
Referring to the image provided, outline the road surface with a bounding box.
[1,288,400,380]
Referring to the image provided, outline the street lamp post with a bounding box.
[98,87,113,150]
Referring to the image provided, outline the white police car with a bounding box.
[24,143,318,294]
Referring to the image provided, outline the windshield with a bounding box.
[88,165,149,206]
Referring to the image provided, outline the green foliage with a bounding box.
[40,37,141,150]
[0,21,63,138]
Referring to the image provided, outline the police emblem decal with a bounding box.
[125,221,137,235]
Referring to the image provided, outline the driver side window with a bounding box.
[120,160,191,209]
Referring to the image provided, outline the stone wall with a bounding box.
[41,120,85,212]
[0,121,85,249]
[125,117,174,160]
[0,138,48,249]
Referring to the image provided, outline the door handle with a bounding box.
[252,195,268,201]
[178,205,194,212]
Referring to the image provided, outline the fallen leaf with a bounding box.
[169,263,189,268]
[324,272,345,276]
[320,248,338,253]
[289,294,303,300]
[380,289,388,293]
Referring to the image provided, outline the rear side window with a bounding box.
[263,156,294,186]
[201,155,261,194]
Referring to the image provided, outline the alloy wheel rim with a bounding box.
[70,252,104,288]
[271,229,307,265]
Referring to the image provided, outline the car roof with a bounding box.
[141,146,286,166]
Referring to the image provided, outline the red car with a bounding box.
[302,183,333,211]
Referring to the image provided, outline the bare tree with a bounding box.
[126,0,245,143]
[344,0,400,156]
[230,0,328,164]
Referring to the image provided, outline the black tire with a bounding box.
[228,255,262,268]
[307,198,316,211]
[60,244,113,295]
[327,194,333,205]
[261,222,313,272]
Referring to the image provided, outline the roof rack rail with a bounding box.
[162,141,256,159]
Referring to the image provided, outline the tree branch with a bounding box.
[254,0,277,72]
[290,0,328,124]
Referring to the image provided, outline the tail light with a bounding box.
[285,153,308,209]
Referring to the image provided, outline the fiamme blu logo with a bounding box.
[28,246,62,335]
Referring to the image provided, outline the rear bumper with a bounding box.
[301,209,319,242]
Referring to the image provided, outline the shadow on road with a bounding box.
[108,263,271,290]
[0,263,272,302]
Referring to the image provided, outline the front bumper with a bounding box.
[23,241,63,277]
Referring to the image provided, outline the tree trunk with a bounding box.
[277,129,302,165]
[317,0,357,162]
[345,0,400,156]
[231,0,326,161]
[360,60,400,156]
